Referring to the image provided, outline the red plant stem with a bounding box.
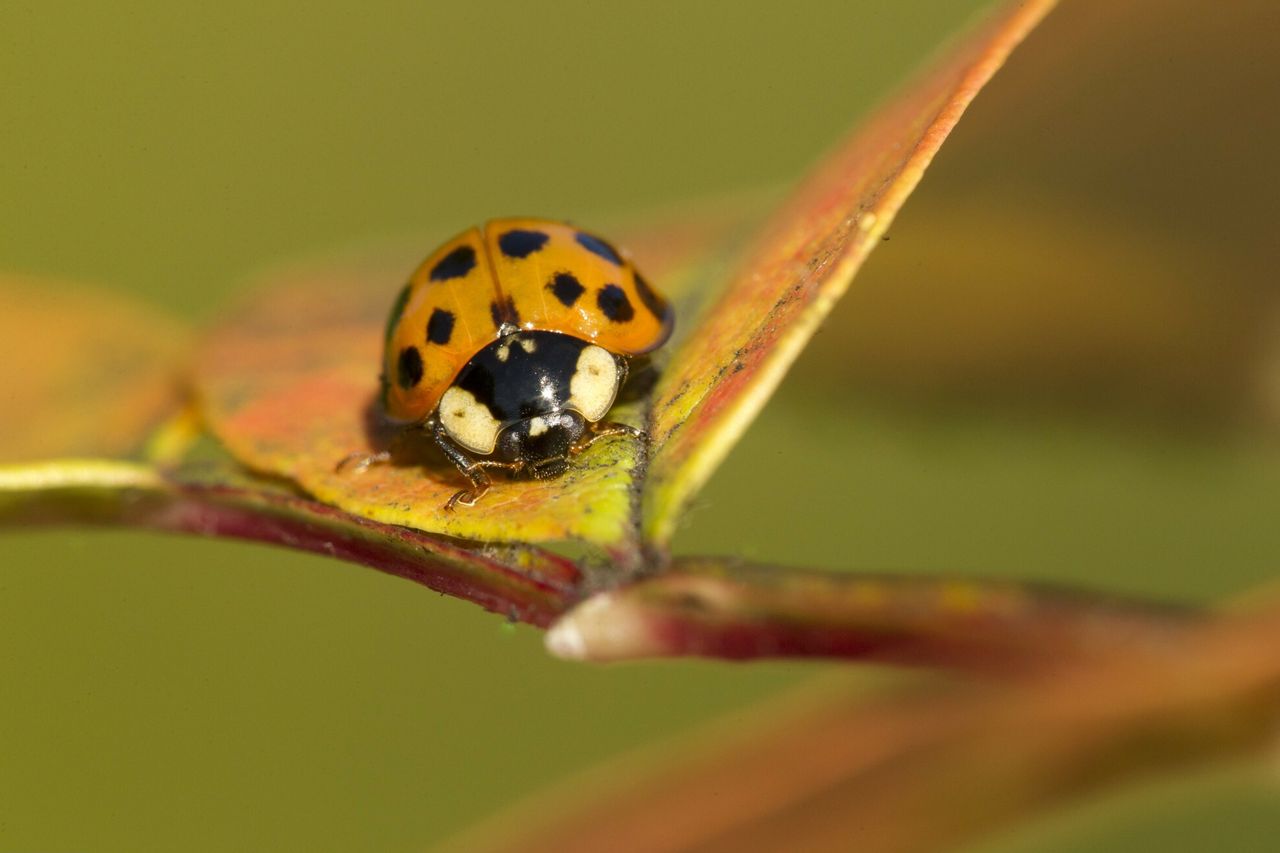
[2,476,581,627]
[495,605,1280,853]
[3,469,1200,671]
[547,558,1201,674]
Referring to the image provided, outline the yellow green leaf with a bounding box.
[0,277,188,463]
[195,217,729,551]
[0,454,581,626]
[642,0,1059,546]
[193,0,1057,554]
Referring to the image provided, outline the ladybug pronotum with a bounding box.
[355,218,673,509]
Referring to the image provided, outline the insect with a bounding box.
[355,218,673,509]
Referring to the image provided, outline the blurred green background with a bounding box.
[3,1,1280,851]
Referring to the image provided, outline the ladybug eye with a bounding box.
[439,386,501,454]
[568,345,620,422]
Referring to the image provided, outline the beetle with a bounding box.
[352,218,673,508]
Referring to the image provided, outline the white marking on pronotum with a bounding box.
[568,345,620,422]
[518,337,538,354]
[527,416,550,437]
[439,386,502,453]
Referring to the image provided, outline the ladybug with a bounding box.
[359,218,673,509]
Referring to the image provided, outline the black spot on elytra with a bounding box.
[597,284,634,323]
[490,296,521,329]
[426,308,455,345]
[397,346,424,389]
[547,272,585,307]
[383,283,412,345]
[632,272,669,321]
[430,245,477,281]
[498,229,549,259]
[575,232,623,265]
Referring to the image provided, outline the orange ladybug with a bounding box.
[372,218,673,508]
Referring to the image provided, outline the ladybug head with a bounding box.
[496,410,586,478]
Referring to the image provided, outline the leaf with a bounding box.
[803,199,1258,417]
[0,454,581,626]
[641,0,1059,546]
[473,601,1280,853]
[0,277,188,463]
[0,266,585,625]
[545,557,1197,674]
[811,0,1280,426]
[931,0,1279,272]
[195,213,743,552]
[196,0,1056,554]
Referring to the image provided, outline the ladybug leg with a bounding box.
[445,476,490,511]
[431,422,523,509]
[570,421,643,455]
[336,449,392,473]
[449,460,526,508]
[431,424,488,509]
[336,427,413,474]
